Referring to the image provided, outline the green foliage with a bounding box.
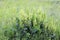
[0,8,58,40]
[0,0,60,40]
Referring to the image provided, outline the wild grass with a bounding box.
[0,0,60,40]
[0,8,59,40]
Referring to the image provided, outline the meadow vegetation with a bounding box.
[0,0,60,40]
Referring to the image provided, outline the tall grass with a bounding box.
[0,0,60,40]
[0,8,59,40]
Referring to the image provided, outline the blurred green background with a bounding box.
[0,0,60,40]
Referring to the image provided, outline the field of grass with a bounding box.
[0,0,60,40]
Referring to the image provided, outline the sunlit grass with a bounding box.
[0,0,60,40]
